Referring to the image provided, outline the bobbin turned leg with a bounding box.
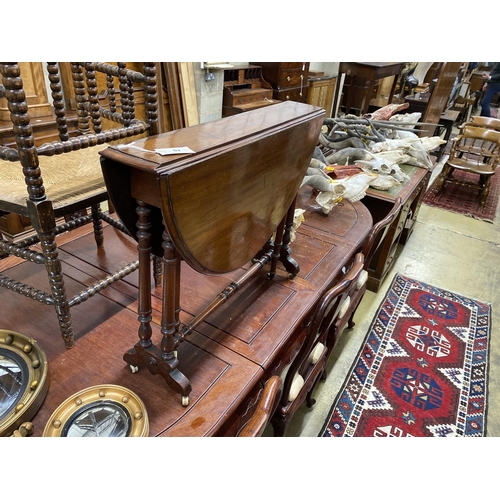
[90,204,104,249]
[32,199,75,348]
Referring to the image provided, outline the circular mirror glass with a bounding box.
[0,349,28,421]
[62,401,132,437]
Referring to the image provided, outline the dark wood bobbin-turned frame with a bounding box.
[100,101,325,405]
[0,62,160,349]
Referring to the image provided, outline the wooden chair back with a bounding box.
[0,62,159,219]
[0,62,160,348]
[360,197,403,271]
[338,197,404,335]
[468,115,500,132]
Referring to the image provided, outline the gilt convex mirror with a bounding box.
[0,329,49,436]
[43,384,149,437]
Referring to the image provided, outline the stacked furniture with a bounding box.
[250,62,310,103]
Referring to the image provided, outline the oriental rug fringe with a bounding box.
[320,274,491,437]
[422,169,500,223]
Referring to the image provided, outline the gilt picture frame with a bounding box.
[0,329,49,437]
[43,384,149,437]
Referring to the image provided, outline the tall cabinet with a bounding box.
[250,62,310,103]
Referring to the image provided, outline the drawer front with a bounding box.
[274,86,309,103]
[278,67,309,88]
[233,89,274,106]
[215,381,264,436]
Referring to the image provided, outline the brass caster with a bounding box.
[181,395,190,406]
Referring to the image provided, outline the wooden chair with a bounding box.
[449,95,475,124]
[270,253,365,437]
[433,125,500,207]
[0,62,159,348]
[237,376,283,437]
[457,117,500,159]
[271,200,403,436]
[339,197,403,333]
[468,70,487,109]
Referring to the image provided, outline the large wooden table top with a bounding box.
[5,187,371,437]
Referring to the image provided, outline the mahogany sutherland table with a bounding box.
[99,101,326,408]
[97,100,372,435]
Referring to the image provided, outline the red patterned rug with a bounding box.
[320,274,491,437]
[422,169,500,222]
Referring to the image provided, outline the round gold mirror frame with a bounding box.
[0,329,49,437]
[43,384,149,437]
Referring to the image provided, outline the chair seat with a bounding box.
[446,157,496,176]
[0,144,108,212]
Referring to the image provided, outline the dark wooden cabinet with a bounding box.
[250,62,310,103]
[333,62,404,116]
[361,165,431,292]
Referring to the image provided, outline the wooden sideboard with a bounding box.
[361,164,431,292]
[6,188,372,437]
